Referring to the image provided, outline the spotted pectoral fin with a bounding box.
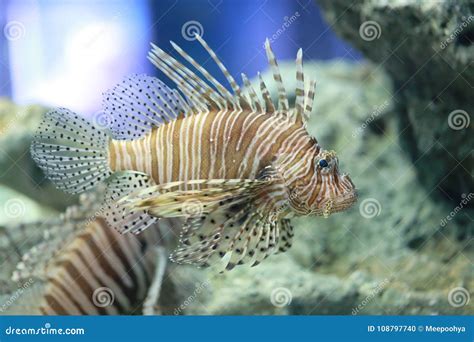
[169,199,257,268]
[168,173,292,271]
[102,171,158,234]
[170,209,294,271]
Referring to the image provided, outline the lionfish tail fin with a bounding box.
[31,108,112,194]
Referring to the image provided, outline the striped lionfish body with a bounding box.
[39,218,156,315]
[13,213,173,315]
[32,36,357,271]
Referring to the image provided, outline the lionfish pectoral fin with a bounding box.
[171,211,294,272]
[102,171,158,235]
[167,174,293,271]
[121,178,266,219]
[102,74,187,140]
[219,166,292,269]
[169,197,253,269]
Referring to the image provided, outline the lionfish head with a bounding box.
[287,147,357,217]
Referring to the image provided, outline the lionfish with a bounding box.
[8,193,177,315]
[31,36,357,271]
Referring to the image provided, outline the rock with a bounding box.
[316,0,473,205]
[181,258,357,315]
[0,186,57,226]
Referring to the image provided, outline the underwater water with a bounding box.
[0,0,472,317]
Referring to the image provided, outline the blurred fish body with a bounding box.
[36,218,162,315]
[7,192,176,315]
[31,36,356,271]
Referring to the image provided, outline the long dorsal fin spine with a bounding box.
[148,49,209,113]
[195,35,240,94]
[147,53,197,113]
[170,41,234,107]
[264,39,289,114]
[295,48,305,124]
[147,53,203,113]
[241,73,263,113]
[304,79,317,122]
[195,34,250,109]
[148,50,207,111]
[158,56,217,110]
[151,43,223,110]
[172,89,191,113]
[258,72,276,113]
[146,37,311,125]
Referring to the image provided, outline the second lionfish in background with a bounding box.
[7,191,179,315]
[31,35,357,271]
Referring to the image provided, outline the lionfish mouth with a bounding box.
[313,190,358,217]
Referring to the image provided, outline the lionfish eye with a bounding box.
[319,159,329,168]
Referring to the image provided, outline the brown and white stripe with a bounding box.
[38,218,169,315]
